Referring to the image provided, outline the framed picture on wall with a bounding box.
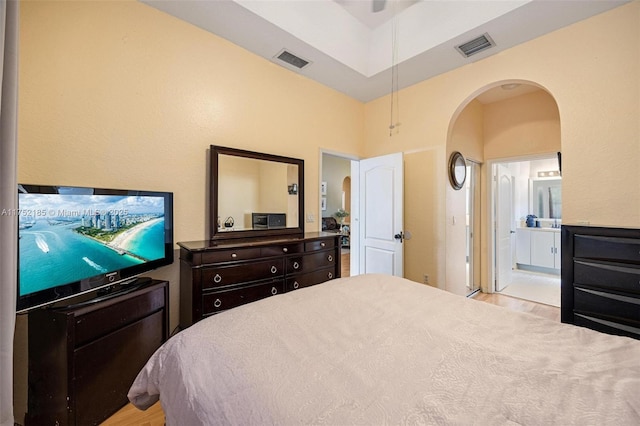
[321,197,327,210]
[321,181,327,195]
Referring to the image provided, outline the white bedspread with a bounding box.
[129,274,640,425]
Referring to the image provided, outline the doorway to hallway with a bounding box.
[321,152,353,277]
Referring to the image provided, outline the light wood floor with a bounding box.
[101,401,164,426]
[103,264,559,425]
[471,291,560,322]
[341,250,350,277]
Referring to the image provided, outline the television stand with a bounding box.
[26,279,169,425]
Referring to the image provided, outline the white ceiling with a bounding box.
[141,0,629,102]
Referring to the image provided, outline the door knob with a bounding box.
[394,232,404,242]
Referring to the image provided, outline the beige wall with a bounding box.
[483,90,561,160]
[365,2,639,291]
[18,0,364,239]
[404,148,444,286]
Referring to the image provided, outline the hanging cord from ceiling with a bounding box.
[389,12,400,137]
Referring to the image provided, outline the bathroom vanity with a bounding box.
[516,226,561,272]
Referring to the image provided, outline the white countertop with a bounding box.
[518,226,561,232]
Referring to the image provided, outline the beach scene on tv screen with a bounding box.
[18,194,165,296]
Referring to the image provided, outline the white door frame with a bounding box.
[487,153,560,292]
[319,149,361,275]
[466,160,481,295]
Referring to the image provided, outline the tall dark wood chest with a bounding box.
[561,225,640,339]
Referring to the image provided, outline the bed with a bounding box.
[128,274,640,425]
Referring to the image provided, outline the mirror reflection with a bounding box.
[217,155,299,231]
[530,178,562,219]
[210,145,304,240]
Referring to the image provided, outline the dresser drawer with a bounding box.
[74,310,165,425]
[261,242,304,257]
[73,284,166,347]
[287,250,336,274]
[574,260,640,295]
[286,268,337,291]
[202,280,284,315]
[180,234,340,327]
[305,238,336,252]
[574,235,640,263]
[574,287,640,326]
[573,313,640,339]
[201,259,284,290]
[198,247,262,264]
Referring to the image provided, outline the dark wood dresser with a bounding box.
[26,280,169,425]
[179,232,340,328]
[561,225,640,339]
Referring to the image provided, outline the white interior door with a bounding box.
[496,164,513,291]
[358,152,403,276]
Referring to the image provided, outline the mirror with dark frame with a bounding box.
[448,151,467,190]
[210,145,304,240]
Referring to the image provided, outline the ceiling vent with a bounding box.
[275,49,311,69]
[455,33,495,58]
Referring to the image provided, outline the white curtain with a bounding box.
[0,1,19,425]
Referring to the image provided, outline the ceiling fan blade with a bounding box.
[372,0,386,13]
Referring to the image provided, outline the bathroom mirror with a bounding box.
[210,145,304,240]
[530,178,562,219]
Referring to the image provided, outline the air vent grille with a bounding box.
[275,49,310,69]
[455,33,495,58]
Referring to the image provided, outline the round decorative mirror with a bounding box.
[448,151,467,190]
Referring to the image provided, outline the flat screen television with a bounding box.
[16,184,174,313]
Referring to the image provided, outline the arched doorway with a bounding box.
[446,81,561,306]
[342,176,351,223]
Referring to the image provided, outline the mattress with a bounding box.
[129,274,640,425]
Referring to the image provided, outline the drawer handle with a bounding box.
[293,281,299,289]
[270,266,278,274]
[282,247,288,253]
[327,255,333,262]
[213,274,222,283]
[271,287,278,295]
[293,261,300,269]
[231,253,237,258]
[213,298,222,308]
[328,272,333,279]
[321,242,326,247]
